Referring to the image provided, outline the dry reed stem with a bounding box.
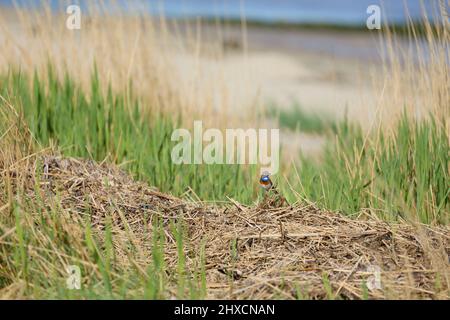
[0,5,260,129]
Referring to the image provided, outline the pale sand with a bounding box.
[170,21,382,126]
[215,24,382,123]
[220,25,386,161]
[168,25,382,159]
[170,44,378,122]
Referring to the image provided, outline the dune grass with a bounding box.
[267,104,340,134]
[1,192,204,299]
[0,58,447,300]
[1,127,447,299]
[267,101,448,224]
[1,68,258,204]
[0,2,447,226]
[0,96,205,299]
[1,67,448,224]
[0,3,259,129]
[0,1,448,301]
[288,115,449,225]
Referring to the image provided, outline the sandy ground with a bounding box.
[188,24,383,159]
[216,24,381,123]
[169,23,383,159]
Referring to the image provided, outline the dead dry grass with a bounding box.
[0,5,260,129]
[6,153,449,300]
[373,1,450,126]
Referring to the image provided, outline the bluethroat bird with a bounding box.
[259,171,274,191]
[259,171,287,207]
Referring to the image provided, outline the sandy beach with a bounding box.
[241,24,380,120]
[175,21,381,124]
[171,22,382,159]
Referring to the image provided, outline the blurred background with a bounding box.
[0,1,445,124]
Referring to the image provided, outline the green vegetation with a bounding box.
[197,17,439,37]
[0,68,258,204]
[269,103,448,224]
[0,201,204,299]
[0,67,448,300]
[285,115,449,224]
[1,68,448,224]
[268,104,339,134]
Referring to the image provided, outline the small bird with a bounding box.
[259,171,287,208]
[259,171,274,191]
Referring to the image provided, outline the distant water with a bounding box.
[0,0,445,26]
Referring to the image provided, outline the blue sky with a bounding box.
[0,0,443,25]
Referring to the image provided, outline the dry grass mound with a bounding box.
[7,155,450,299]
